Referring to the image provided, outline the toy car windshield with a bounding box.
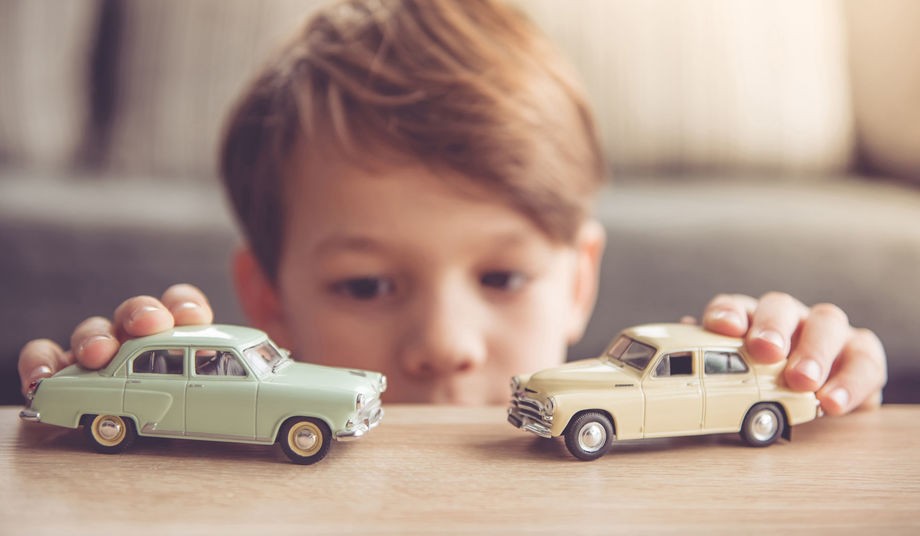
[606,335,656,371]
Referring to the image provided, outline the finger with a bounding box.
[701,294,758,337]
[816,328,887,415]
[18,339,73,396]
[745,292,809,364]
[112,295,175,340]
[785,303,851,392]
[70,316,121,369]
[161,283,213,325]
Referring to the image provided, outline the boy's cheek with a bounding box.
[284,309,393,371]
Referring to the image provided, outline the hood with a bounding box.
[265,361,383,396]
[525,358,638,393]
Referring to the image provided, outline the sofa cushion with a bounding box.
[0,0,100,168]
[519,0,854,174]
[103,0,326,178]
[845,0,920,183]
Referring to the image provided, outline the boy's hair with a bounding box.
[220,0,605,282]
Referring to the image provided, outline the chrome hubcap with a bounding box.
[751,410,778,442]
[578,422,607,453]
[294,429,317,451]
[98,418,122,441]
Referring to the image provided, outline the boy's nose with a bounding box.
[399,286,487,379]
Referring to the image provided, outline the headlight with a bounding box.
[377,375,387,393]
[510,376,521,393]
[356,393,365,411]
[543,397,556,422]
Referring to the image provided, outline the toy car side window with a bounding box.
[703,351,749,375]
[132,349,185,375]
[195,349,248,377]
[652,351,693,377]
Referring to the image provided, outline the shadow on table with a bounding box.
[15,421,294,465]
[472,431,749,462]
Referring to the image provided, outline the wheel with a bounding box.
[564,412,614,461]
[279,417,332,465]
[740,403,785,447]
[83,414,137,454]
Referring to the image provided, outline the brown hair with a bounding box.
[220,0,605,282]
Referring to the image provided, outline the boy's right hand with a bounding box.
[17,284,213,398]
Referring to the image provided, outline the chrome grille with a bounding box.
[510,393,544,421]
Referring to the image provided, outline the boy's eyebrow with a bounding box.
[312,234,389,256]
[312,228,548,257]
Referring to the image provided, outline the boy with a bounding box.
[19,0,885,411]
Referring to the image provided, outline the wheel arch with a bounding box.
[563,409,617,438]
[272,414,335,443]
[80,412,140,431]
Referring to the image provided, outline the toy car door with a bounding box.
[123,347,188,435]
[642,349,703,436]
[185,347,257,440]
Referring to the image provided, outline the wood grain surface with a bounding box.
[1,405,918,535]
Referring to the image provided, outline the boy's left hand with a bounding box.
[692,292,887,416]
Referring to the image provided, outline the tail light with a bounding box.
[24,378,43,407]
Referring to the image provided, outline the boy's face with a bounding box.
[238,149,604,404]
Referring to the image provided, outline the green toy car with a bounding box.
[20,324,386,464]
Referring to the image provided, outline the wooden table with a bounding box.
[1,405,918,535]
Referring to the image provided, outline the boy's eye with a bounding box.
[480,271,529,292]
[331,277,395,300]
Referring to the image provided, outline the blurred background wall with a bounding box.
[1,0,918,404]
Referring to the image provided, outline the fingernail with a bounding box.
[794,359,822,383]
[28,365,53,383]
[174,302,201,312]
[752,329,786,352]
[129,305,162,323]
[708,309,744,327]
[77,334,114,356]
[828,388,850,409]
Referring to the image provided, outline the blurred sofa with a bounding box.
[1,0,917,405]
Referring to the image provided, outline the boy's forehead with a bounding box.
[283,149,559,255]
[287,141,500,215]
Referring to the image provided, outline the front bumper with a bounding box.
[19,409,40,422]
[507,392,554,438]
[335,398,384,441]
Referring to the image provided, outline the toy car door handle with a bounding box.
[127,380,141,384]
[188,383,203,388]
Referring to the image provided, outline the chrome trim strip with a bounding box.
[141,422,184,437]
[140,422,272,443]
[19,409,40,422]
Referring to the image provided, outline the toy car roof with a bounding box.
[101,324,269,374]
[621,323,744,350]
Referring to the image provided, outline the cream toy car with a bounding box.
[508,323,821,460]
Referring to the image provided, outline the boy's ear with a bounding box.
[231,245,293,349]
[566,219,606,344]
